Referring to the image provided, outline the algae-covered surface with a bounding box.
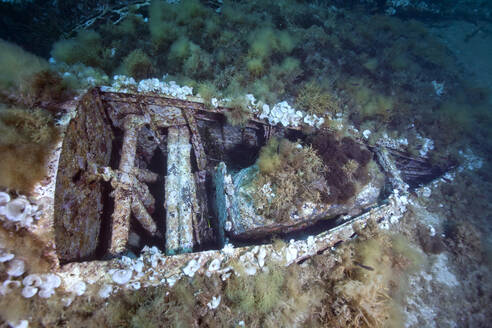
[0,1,491,327]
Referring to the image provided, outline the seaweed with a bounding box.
[119,49,154,80]
[295,80,340,116]
[0,107,59,193]
[311,133,372,203]
[253,138,328,221]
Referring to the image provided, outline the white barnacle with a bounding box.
[62,296,74,307]
[0,250,14,263]
[9,320,29,328]
[303,115,316,126]
[23,274,42,287]
[221,272,231,281]
[222,243,234,256]
[21,286,38,298]
[207,295,221,310]
[0,279,21,295]
[224,220,232,231]
[167,275,179,287]
[5,197,31,222]
[98,284,113,298]
[183,258,201,277]
[43,274,61,289]
[0,191,10,206]
[284,245,298,265]
[38,288,56,298]
[129,281,141,290]
[257,247,267,268]
[208,258,221,272]
[112,269,133,285]
[120,256,133,266]
[7,259,25,277]
[133,260,144,273]
[37,274,61,298]
[70,281,87,296]
[240,252,257,276]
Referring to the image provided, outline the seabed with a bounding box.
[0,1,491,327]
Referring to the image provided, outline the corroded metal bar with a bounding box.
[165,127,197,255]
[109,115,147,255]
[183,110,207,171]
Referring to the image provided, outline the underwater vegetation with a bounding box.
[253,138,327,221]
[223,95,254,126]
[295,81,340,117]
[311,133,372,203]
[41,0,491,163]
[251,134,374,221]
[0,39,72,109]
[0,220,421,327]
[0,40,64,193]
[0,1,490,328]
[0,106,59,194]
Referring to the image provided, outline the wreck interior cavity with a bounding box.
[53,88,442,264]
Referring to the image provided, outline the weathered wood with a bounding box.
[98,89,300,129]
[217,155,386,240]
[131,197,157,235]
[54,89,114,262]
[165,127,197,255]
[109,115,147,255]
[183,110,208,171]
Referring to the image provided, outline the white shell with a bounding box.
[98,284,113,298]
[23,274,43,287]
[112,269,132,285]
[0,279,21,295]
[43,274,61,289]
[208,259,221,272]
[183,258,201,277]
[7,259,25,277]
[71,281,87,296]
[5,198,31,222]
[21,286,38,298]
[0,250,14,262]
[38,288,55,298]
[0,191,10,206]
[207,295,221,310]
